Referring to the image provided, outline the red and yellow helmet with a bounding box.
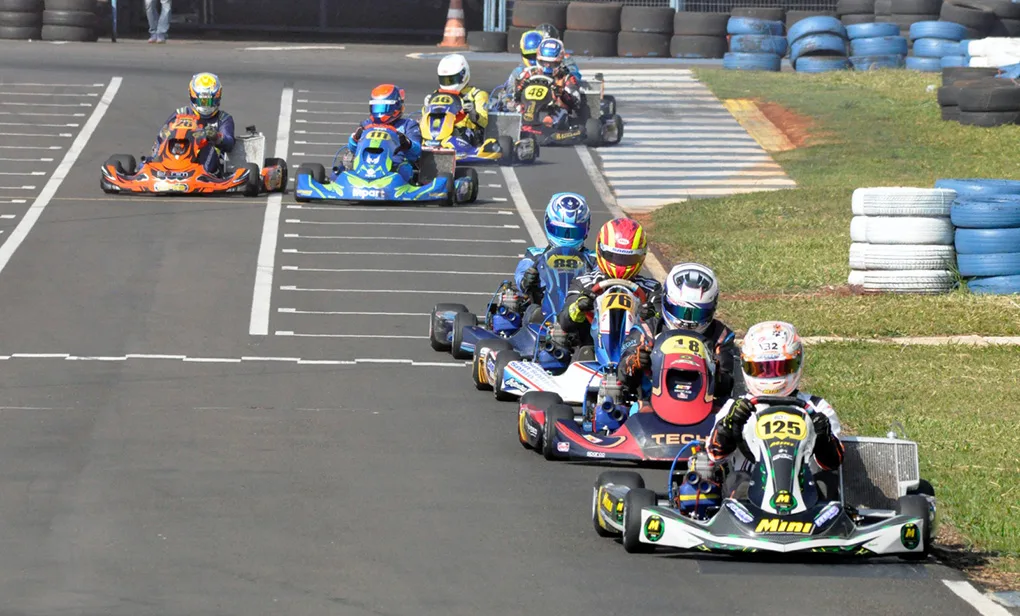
[369,83,405,124]
[596,218,647,280]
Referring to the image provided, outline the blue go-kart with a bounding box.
[294,124,478,205]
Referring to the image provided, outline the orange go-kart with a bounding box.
[100,114,287,197]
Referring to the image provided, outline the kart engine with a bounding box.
[672,449,724,520]
[493,286,520,314]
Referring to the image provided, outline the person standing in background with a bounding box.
[145,0,171,43]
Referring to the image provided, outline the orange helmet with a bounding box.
[596,218,647,280]
[369,83,405,124]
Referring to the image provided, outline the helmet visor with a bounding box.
[600,249,645,267]
[538,59,557,71]
[438,71,465,88]
[742,356,802,379]
[663,301,714,327]
[547,221,586,242]
[370,102,397,115]
[192,95,218,108]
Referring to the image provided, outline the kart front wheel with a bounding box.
[542,403,574,461]
[264,157,289,193]
[473,339,511,391]
[497,136,515,166]
[493,349,522,401]
[436,172,455,207]
[454,167,479,204]
[584,118,603,147]
[106,154,137,174]
[622,488,657,554]
[451,311,477,360]
[429,302,469,352]
[243,163,262,197]
[593,471,645,538]
[896,495,934,561]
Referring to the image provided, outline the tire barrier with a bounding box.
[788,17,850,73]
[511,0,568,30]
[937,66,1020,125]
[672,11,727,58]
[41,0,96,41]
[0,0,42,39]
[468,30,506,52]
[724,16,783,71]
[940,180,1020,293]
[847,187,958,294]
[905,20,966,72]
[837,0,875,27]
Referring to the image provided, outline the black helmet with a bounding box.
[535,23,560,39]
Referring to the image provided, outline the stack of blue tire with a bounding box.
[724,16,785,70]
[908,21,968,71]
[787,16,851,72]
[937,178,1020,295]
[847,22,908,70]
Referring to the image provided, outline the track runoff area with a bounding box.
[0,47,1010,616]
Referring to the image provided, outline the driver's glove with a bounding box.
[637,341,652,370]
[520,267,540,295]
[722,398,754,433]
[397,132,413,152]
[811,412,832,442]
[639,300,657,321]
[462,98,475,114]
[568,292,594,322]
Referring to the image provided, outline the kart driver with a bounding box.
[515,38,583,126]
[708,321,845,501]
[618,263,739,398]
[532,23,582,79]
[492,29,544,112]
[347,84,422,182]
[154,72,235,175]
[515,192,598,304]
[428,54,489,145]
[556,217,663,344]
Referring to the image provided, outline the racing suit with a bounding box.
[347,117,422,182]
[514,65,584,127]
[514,245,598,303]
[556,271,663,345]
[498,55,582,108]
[425,87,490,146]
[708,392,845,501]
[154,106,235,174]
[618,317,739,399]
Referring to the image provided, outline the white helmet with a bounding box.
[662,263,719,333]
[740,321,804,397]
[437,54,470,93]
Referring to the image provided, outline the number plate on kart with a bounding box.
[525,85,549,100]
[153,180,187,192]
[755,412,807,441]
[364,130,391,141]
[659,336,708,360]
[545,254,583,272]
[429,94,456,106]
[600,293,634,311]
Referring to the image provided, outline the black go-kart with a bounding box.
[515,74,623,147]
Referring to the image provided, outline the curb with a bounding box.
[722,98,796,153]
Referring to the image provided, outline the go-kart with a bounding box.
[101,115,287,196]
[592,396,937,560]
[428,245,588,362]
[518,329,721,463]
[420,90,538,166]
[514,74,623,147]
[293,124,478,205]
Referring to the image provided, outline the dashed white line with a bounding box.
[281,265,508,275]
[294,110,364,115]
[282,249,520,258]
[0,145,62,150]
[0,122,79,128]
[0,353,470,367]
[0,172,45,176]
[0,82,104,87]
[0,101,91,108]
[295,100,361,105]
[1,215,16,219]
[0,199,26,204]
[276,331,426,339]
[943,581,1012,616]
[11,353,68,358]
[0,158,53,162]
[279,285,492,295]
[294,130,349,136]
[0,92,98,97]
[279,308,427,316]
[284,233,526,244]
[249,86,293,336]
[0,185,36,190]
[285,204,515,216]
[0,111,86,117]
[182,357,243,363]
[284,218,519,229]
[500,167,544,246]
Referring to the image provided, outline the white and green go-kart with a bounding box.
[592,396,937,560]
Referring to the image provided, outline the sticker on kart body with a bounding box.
[351,187,384,199]
[644,515,664,542]
[153,180,187,192]
[900,523,920,549]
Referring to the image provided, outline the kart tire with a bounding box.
[958,252,1020,277]
[956,83,1020,112]
[566,2,622,32]
[106,153,136,175]
[43,0,95,10]
[850,54,906,70]
[958,110,1020,127]
[909,19,967,40]
[497,135,516,166]
[956,227,1020,254]
[941,66,1000,86]
[454,167,479,204]
[939,1,995,32]
[473,339,510,391]
[951,198,1020,229]
[0,10,41,26]
[493,349,522,401]
[603,114,624,145]
[670,34,728,58]
[511,0,567,30]
[617,31,671,57]
[787,15,847,42]
[0,24,39,38]
[849,35,907,56]
[938,178,1020,199]
[851,186,956,217]
[895,494,933,560]
[522,136,539,163]
[593,471,645,537]
[521,391,565,412]
[563,30,617,57]
[467,30,506,52]
[264,157,288,193]
[788,10,836,30]
[40,23,93,41]
[542,403,574,460]
[729,34,788,55]
[731,6,786,21]
[0,0,42,10]
[436,172,455,207]
[726,17,785,35]
[906,55,942,72]
[584,117,603,147]
[42,9,95,27]
[864,216,954,245]
[622,488,657,553]
[837,0,876,15]
[840,13,877,25]
[795,56,851,72]
[968,274,1020,294]
[620,6,674,34]
[243,163,261,197]
[846,21,900,38]
[451,311,477,360]
[429,302,470,352]
[506,25,530,53]
[673,11,729,36]
[941,104,960,121]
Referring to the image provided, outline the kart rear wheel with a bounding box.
[493,349,523,401]
[429,302,470,352]
[473,339,511,390]
[437,172,455,207]
[497,136,516,166]
[524,137,539,164]
[520,391,564,410]
[605,114,624,146]
[896,495,933,561]
[243,163,262,197]
[451,311,477,360]
[593,471,646,537]
[454,167,479,204]
[295,163,326,203]
[622,488,658,553]
[106,154,136,174]
[264,157,288,193]
[601,94,617,117]
[584,118,604,147]
[542,403,574,460]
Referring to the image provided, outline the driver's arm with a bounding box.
[557,278,592,333]
[809,399,845,470]
[618,324,653,386]
[156,112,177,143]
[708,397,753,461]
[401,122,423,161]
[214,112,236,152]
[347,126,365,151]
[470,89,490,128]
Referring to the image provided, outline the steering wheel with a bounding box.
[589,278,648,303]
[748,396,813,413]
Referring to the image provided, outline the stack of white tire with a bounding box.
[848,187,958,293]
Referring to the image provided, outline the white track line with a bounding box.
[295,100,362,105]
[285,204,514,216]
[0,171,45,176]
[500,167,544,246]
[282,249,520,258]
[276,331,426,339]
[284,233,526,244]
[0,111,85,117]
[0,78,120,277]
[0,102,91,108]
[0,158,53,162]
[284,219,519,229]
[294,110,364,115]
[249,86,293,336]
[279,308,427,316]
[0,92,97,97]
[281,266,508,275]
[0,122,79,128]
[279,286,491,295]
[0,145,61,150]
[0,132,71,138]
[0,353,470,367]
[0,82,104,87]
[0,186,36,190]
[943,581,1012,616]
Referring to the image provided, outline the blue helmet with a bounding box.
[537,38,565,76]
[544,192,591,249]
[520,30,544,67]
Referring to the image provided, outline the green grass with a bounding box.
[647,69,1020,337]
[805,343,1020,557]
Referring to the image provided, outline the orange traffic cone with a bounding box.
[438,0,467,48]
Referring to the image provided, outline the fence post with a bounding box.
[499,0,507,31]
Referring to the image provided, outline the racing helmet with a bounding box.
[740,321,804,397]
[437,53,471,93]
[520,30,544,67]
[189,72,222,118]
[595,218,646,280]
[536,38,565,76]
[544,192,591,250]
[534,23,560,39]
[369,84,405,124]
[662,263,719,334]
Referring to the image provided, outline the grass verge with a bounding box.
[647,69,1020,337]
[806,342,1019,587]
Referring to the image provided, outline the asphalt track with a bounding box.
[0,40,1003,616]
